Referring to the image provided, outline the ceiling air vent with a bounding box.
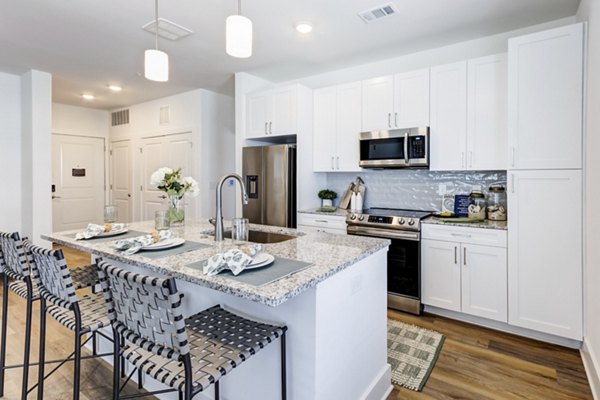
[358,2,400,24]
[111,109,130,126]
[159,105,170,125]
[142,18,193,41]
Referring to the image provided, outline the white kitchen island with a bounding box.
[43,221,391,400]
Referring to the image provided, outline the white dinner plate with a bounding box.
[246,253,275,270]
[141,238,185,251]
[95,228,129,238]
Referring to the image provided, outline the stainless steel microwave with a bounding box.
[359,127,429,169]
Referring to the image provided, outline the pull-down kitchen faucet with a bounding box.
[212,173,248,241]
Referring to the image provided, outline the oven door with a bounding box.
[347,225,422,314]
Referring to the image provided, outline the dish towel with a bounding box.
[75,223,128,240]
[111,230,174,255]
[203,244,262,276]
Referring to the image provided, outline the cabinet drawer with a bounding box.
[298,224,347,235]
[422,224,506,247]
[297,213,347,230]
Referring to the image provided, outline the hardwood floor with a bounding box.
[387,309,593,400]
[3,246,592,399]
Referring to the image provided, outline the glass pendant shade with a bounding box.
[144,49,169,82]
[226,15,253,58]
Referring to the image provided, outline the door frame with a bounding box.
[109,138,133,223]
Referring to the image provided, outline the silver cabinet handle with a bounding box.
[469,151,473,168]
[454,246,458,264]
[463,247,467,266]
[52,195,62,199]
[265,122,268,135]
[388,113,391,128]
[315,219,328,223]
[269,121,272,134]
[511,147,516,167]
[461,152,465,169]
[336,156,340,170]
[331,156,335,170]
[395,112,398,127]
[511,174,515,193]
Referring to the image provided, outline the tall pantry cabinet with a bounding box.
[507,23,584,340]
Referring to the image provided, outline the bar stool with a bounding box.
[0,232,101,399]
[97,261,288,400]
[23,241,111,400]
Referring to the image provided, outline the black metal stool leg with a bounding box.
[214,381,219,400]
[281,332,287,400]
[92,332,97,357]
[37,299,47,400]
[112,330,120,400]
[73,310,82,400]
[0,278,9,397]
[21,284,33,400]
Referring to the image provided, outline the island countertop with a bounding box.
[42,221,389,307]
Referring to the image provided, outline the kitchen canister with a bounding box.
[487,185,507,221]
[468,191,486,220]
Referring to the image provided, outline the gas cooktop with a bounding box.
[346,207,434,231]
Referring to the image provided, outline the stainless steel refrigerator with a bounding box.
[242,145,296,228]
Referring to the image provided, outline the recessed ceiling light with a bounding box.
[295,22,313,34]
[108,85,122,92]
[81,94,95,100]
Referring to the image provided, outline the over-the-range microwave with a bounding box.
[359,127,429,169]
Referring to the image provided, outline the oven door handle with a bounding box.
[347,226,420,241]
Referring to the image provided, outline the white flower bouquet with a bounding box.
[150,167,199,224]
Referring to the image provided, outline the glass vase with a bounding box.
[167,195,185,226]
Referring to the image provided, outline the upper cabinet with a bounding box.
[246,85,298,139]
[430,55,507,171]
[313,82,362,172]
[508,23,583,170]
[362,68,430,131]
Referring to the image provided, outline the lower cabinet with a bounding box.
[422,225,508,323]
[297,213,347,235]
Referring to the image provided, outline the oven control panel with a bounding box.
[368,216,393,224]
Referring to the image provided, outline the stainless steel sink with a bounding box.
[223,230,297,244]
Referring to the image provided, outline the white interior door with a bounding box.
[110,140,132,223]
[140,133,194,221]
[52,134,105,231]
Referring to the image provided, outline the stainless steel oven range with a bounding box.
[346,208,433,315]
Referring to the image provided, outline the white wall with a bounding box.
[21,70,52,245]
[52,103,109,138]
[578,0,600,397]
[0,72,22,232]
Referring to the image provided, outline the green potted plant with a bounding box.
[318,189,338,207]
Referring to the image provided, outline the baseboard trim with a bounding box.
[424,306,582,349]
[581,340,600,399]
[361,363,392,400]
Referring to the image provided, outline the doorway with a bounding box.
[110,139,132,223]
[52,134,105,231]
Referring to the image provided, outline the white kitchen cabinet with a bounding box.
[430,55,507,171]
[361,68,430,131]
[507,169,582,340]
[430,61,468,171]
[246,85,298,139]
[313,82,362,172]
[508,23,583,170]
[467,54,508,170]
[422,224,508,322]
[297,213,347,235]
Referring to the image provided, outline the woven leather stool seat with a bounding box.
[121,305,286,392]
[70,264,100,290]
[7,280,38,299]
[46,292,109,333]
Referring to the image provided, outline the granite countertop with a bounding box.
[42,221,389,307]
[298,208,350,217]
[422,216,507,230]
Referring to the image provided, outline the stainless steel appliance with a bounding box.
[346,208,433,314]
[242,145,297,228]
[359,127,429,169]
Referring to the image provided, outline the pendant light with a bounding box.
[226,0,253,58]
[144,0,169,82]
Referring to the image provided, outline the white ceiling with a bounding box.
[0,0,581,110]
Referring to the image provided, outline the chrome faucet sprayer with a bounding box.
[213,173,248,241]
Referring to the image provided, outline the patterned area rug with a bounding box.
[387,319,445,391]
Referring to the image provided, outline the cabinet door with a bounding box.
[361,75,394,131]
[508,23,583,169]
[271,86,297,136]
[336,82,362,172]
[508,170,582,339]
[430,61,468,171]
[461,244,507,322]
[313,87,337,171]
[421,239,461,312]
[467,54,508,171]
[246,93,270,138]
[394,68,430,129]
